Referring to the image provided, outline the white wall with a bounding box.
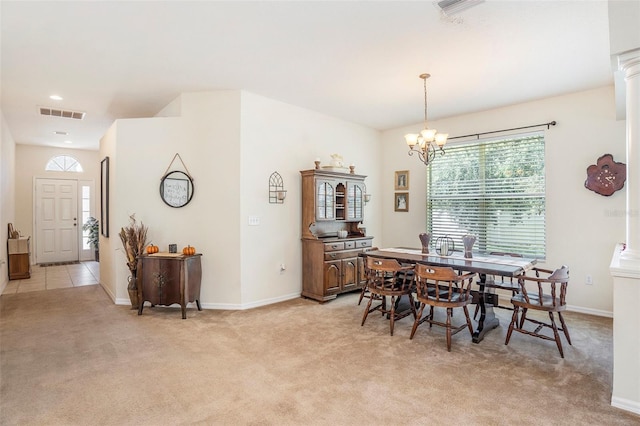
[0,111,17,293]
[13,145,100,254]
[608,0,640,56]
[238,91,382,306]
[98,124,118,300]
[99,90,382,308]
[381,86,626,316]
[100,91,243,305]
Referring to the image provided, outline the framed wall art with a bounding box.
[100,156,109,237]
[395,170,409,190]
[394,192,409,212]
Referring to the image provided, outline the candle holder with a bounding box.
[435,235,454,256]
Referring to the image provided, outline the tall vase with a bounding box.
[419,233,431,254]
[127,269,139,310]
[463,234,476,258]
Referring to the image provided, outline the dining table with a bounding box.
[360,248,537,343]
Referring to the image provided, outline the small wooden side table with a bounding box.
[8,237,31,280]
[137,253,202,319]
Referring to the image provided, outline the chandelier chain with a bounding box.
[423,75,428,130]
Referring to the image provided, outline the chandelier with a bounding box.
[404,73,448,166]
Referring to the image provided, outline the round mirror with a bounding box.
[160,171,194,208]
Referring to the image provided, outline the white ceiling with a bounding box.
[1,1,613,151]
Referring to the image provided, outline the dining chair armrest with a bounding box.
[529,267,554,276]
[458,272,476,282]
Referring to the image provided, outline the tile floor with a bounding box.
[2,261,100,295]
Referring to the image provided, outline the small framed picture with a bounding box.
[395,170,409,190]
[394,192,409,212]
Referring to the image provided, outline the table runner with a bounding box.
[379,248,533,268]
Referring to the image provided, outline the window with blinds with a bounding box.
[427,132,546,259]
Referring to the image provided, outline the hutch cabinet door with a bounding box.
[346,181,364,221]
[316,179,335,220]
[341,257,358,291]
[323,260,341,293]
[357,256,367,285]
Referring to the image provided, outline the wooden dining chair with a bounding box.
[357,247,379,305]
[473,252,524,319]
[361,257,416,336]
[505,265,571,357]
[410,264,476,352]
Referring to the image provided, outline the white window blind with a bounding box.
[427,132,546,258]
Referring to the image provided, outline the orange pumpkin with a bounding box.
[146,244,159,254]
[182,245,196,256]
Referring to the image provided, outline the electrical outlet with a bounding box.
[586,275,593,285]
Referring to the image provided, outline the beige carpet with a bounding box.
[1,285,638,425]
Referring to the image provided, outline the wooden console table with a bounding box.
[8,237,30,280]
[137,253,202,319]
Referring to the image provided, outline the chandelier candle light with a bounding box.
[405,73,448,166]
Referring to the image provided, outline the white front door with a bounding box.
[35,179,79,263]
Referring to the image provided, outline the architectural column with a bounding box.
[619,49,640,265]
[610,47,640,416]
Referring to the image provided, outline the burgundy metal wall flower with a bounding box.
[585,154,626,196]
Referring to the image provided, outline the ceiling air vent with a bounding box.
[38,106,86,120]
[436,0,484,16]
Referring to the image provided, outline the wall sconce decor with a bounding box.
[269,171,287,204]
[363,184,372,204]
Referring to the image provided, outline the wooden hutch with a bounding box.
[300,168,373,302]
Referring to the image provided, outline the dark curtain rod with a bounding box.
[448,120,557,141]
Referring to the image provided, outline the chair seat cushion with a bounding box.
[419,291,469,305]
[511,294,565,311]
[485,280,519,291]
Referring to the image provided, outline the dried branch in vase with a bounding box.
[118,214,148,271]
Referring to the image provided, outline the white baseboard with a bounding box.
[566,304,613,318]
[201,292,301,310]
[100,282,116,302]
[611,396,640,415]
[113,292,301,311]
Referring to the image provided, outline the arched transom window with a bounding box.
[45,155,83,172]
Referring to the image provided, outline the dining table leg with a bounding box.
[472,274,500,343]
